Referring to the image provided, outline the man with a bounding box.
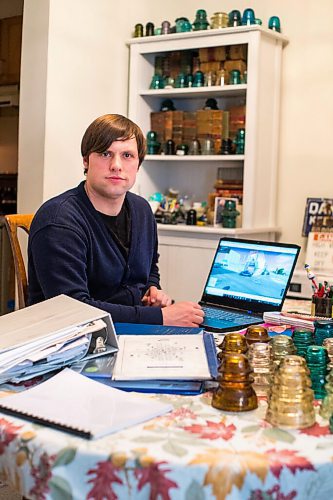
[28,114,204,326]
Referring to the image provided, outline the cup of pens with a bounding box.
[305,264,333,318]
[312,295,333,318]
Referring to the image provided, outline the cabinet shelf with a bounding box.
[140,85,247,99]
[157,224,279,236]
[127,25,289,47]
[144,154,244,162]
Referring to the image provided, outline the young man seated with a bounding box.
[28,114,204,327]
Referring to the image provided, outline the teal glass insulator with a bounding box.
[292,328,315,357]
[234,128,246,154]
[175,17,192,32]
[242,8,256,25]
[175,73,187,88]
[255,18,262,25]
[146,131,160,155]
[193,9,209,31]
[149,74,165,90]
[268,16,281,33]
[229,69,241,85]
[306,345,328,399]
[186,74,193,87]
[314,320,333,345]
[221,200,240,229]
[192,71,204,87]
[228,10,241,27]
[306,345,329,365]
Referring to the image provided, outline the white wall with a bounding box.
[18,0,333,263]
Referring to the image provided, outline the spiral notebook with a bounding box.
[0,369,172,439]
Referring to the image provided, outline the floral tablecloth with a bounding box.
[1,384,333,500]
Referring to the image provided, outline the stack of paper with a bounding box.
[0,295,118,384]
[0,368,172,439]
[263,311,315,331]
[113,333,217,381]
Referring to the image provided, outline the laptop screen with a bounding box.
[201,238,300,313]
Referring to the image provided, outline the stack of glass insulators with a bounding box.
[266,355,315,428]
[314,320,333,345]
[305,345,328,399]
[270,335,296,370]
[247,342,274,397]
[217,332,248,363]
[319,370,333,419]
[212,352,258,412]
[323,337,333,370]
[292,328,315,358]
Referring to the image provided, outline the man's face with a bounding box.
[83,137,139,203]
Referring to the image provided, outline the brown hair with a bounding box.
[81,114,146,166]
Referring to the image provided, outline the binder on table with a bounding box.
[74,331,218,395]
[0,295,118,384]
[114,323,204,335]
[0,368,172,439]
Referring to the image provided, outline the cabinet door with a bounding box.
[0,16,22,85]
[158,243,217,302]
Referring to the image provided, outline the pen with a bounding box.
[304,263,319,293]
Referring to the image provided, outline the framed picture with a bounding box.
[214,197,242,228]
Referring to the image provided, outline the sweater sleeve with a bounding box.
[29,225,163,324]
[146,229,161,290]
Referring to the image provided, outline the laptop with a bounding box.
[200,237,300,333]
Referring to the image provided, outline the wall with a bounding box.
[18,0,333,265]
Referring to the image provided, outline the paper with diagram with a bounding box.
[112,334,212,381]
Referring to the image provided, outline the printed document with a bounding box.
[113,334,211,381]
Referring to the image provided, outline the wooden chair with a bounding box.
[4,214,34,309]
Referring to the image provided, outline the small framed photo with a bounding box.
[214,197,242,228]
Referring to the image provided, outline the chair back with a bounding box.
[4,214,34,309]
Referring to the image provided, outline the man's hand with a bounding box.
[142,286,173,307]
[162,301,204,327]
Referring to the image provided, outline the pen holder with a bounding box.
[312,296,333,318]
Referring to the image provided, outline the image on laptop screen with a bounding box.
[203,239,300,308]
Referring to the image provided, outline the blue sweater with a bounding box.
[28,182,163,324]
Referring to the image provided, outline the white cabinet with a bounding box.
[128,26,288,301]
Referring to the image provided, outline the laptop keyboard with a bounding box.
[202,306,255,325]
